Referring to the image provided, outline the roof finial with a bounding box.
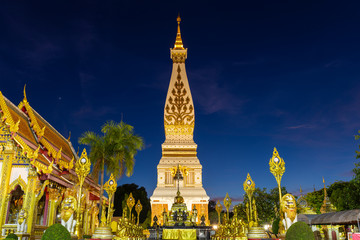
[23,84,28,102]
[174,14,184,50]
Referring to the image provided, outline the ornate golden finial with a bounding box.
[23,84,28,102]
[300,185,302,195]
[174,14,184,50]
[67,131,71,141]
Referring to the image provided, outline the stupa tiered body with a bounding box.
[150,16,209,225]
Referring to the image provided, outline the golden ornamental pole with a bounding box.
[215,200,222,225]
[243,173,255,224]
[223,193,232,222]
[104,174,117,226]
[135,200,143,225]
[127,192,135,222]
[269,147,285,209]
[74,149,91,239]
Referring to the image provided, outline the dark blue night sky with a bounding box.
[1,1,359,203]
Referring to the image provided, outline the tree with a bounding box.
[208,200,218,224]
[79,121,144,217]
[305,190,324,214]
[328,181,360,211]
[355,130,360,159]
[234,187,287,225]
[113,183,151,226]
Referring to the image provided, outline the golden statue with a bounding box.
[16,209,28,233]
[280,193,297,231]
[60,188,78,234]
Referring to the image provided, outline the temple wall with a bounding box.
[151,203,168,225]
[10,166,28,185]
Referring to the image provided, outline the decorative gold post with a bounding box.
[215,200,222,225]
[269,147,285,206]
[135,200,143,225]
[243,173,255,225]
[223,193,232,222]
[74,149,91,239]
[104,174,117,225]
[127,193,135,223]
[243,173,268,238]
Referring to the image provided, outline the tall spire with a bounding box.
[174,14,184,50]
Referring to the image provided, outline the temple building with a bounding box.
[0,88,101,238]
[150,16,209,225]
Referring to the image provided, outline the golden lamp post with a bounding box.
[269,147,285,208]
[244,173,268,238]
[104,174,117,225]
[127,192,135,223]
[74,149,91,239]
[243,173,255,224]
[223,193,232,222]
[135,200,143,225]
[215,200,222,225]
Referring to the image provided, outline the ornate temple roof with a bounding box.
[0,88,77,174]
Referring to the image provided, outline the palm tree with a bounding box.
[78,120,144,219]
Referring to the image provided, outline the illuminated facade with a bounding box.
[150,16,209,225]
[0,88,100,238]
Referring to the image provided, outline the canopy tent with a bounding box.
[298,209,360,225]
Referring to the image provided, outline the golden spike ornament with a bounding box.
[215,200,222,225]
[74,148,91,238]
[135,200,142,225]
[223,193,232,222]
[104,173,117,225]
[174,14,184,50]
[127,193,135,222]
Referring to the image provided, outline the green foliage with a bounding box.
[285,221,315,240]
[305,189,324,214]
[234,187,287,225]
[113,183,151,225]
[5,233,18,240]
[272,217,280,235]
[79,121,144,217]
[355,130,360,159]
[41,223,71,240]
[83,235,91,239]
[328,181,360,210]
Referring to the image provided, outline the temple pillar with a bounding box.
[22,167,39,235]
[47,187,62,226]
[83,206,90,235]
[0,142,15,235]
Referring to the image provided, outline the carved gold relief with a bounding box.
[164,65,194,139]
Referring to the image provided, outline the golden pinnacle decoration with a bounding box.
[223,193,232,221]
[127,192,136,222]
[74,148,91,239]
[174,14,184,50]
[269,147,285,207]
[104,173,117,225]
[135,200,143,225]
[215,200,222,225]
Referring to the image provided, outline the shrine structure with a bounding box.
[0,88,101,239]
[150,16,209,225]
